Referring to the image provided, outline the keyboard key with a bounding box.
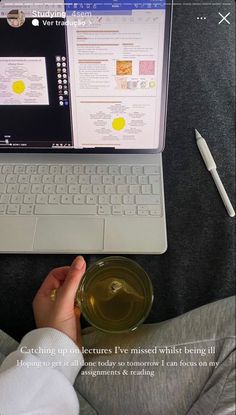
[35,205,97,215]
[144,166,159,175]
[132,166,143,175]
[11,194,23,204]
[73,165,84,174]
[68,185,80,194]
[31,184,43,194]
[136,195,160,205]
[138,205,161,216]
[97,165,108,175]
[152,184,160,194]
[14,166,25,174]
[62,166,73,174]
[121,166,131,174]
[18,174,29,184]
[20,205,34,215]
[81,185,92,194]
[66,175,77,184]
[129,185,140,194]
[6,174,17,184]
[111,195,122,205]
[0,194,10,203]
[98,205,111,215]
[7,204,20,214]
[0,184,7,193]
[56,185,68,194]
[105,185,116,194]
[109,166,120,175]
[0,174,5,183]
[138,175,149,185]
[91,175,102,185]
[141,185,152,194]
[74,195,85,204]
[55,175,66,184]
[127,175,138,185]
[86,195,97,204]
[61,195,73,204]
[48,194,61,205]
[92,185,104,194]
[123,195,134,204]
[114,176,125,185]
[50,166,61,174]
[124,205,136,215]
[112,205,123,215]
[102,175,114,185]
[38,165,49,174]
[49,195,61,204]
[42,175,53,184]
[79,175,90,184]
[137,209,149,216]
[98,195,110,205]
[117,185,128,194]
[44,184,56,194]
[7,184,19,194]
[24,194,36,204]
[2,165,13,174]
[150,206,162,216]
[30,175,42,184]
[36,194,49,204]
[19,184,31,194]
[149,175,160,184]
[85,165,96,175]
[0,205,6,214]
[26,166,38,174]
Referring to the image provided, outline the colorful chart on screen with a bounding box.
[0,57,49,105]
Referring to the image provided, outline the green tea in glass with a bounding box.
[76,256,153,333]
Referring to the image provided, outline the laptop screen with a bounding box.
[0,0,171,153]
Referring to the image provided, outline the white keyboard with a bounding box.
[0,164,162,216]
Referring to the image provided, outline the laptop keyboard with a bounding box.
[0,164,162,216]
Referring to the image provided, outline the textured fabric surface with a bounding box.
[0,1,235,340]
[74,296,236,415]
[0,297,235,415]
[0,328,83,415]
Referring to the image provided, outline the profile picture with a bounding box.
[7,9,25,28]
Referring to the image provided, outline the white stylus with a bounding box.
[195,129,235,217]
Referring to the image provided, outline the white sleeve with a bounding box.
[0,328,84,415]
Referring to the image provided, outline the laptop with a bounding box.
[0,0,172,254]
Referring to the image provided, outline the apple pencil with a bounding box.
[195,129,235,217]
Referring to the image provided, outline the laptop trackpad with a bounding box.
[34,216,104,252]
[0,216,36,252]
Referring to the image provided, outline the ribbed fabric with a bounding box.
[0,328,84,415]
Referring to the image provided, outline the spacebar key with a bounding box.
[35,205,97,215]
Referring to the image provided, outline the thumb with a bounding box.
[57,256,86,308]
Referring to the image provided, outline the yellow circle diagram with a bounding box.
[149,81,156,88]
[12,80,26,94]
[112,117,126,131]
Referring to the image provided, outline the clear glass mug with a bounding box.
[75,256,154,333]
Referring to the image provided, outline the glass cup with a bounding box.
[76,256,153,333]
